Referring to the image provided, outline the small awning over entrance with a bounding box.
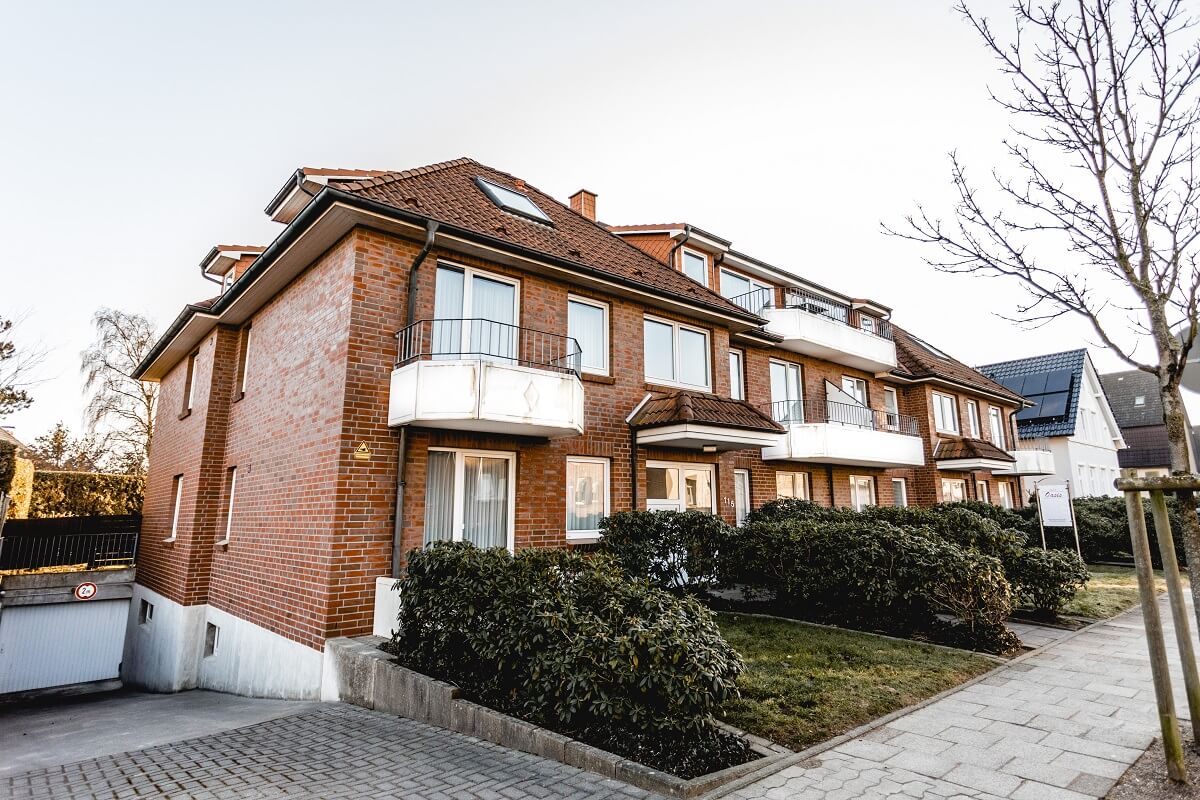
[934,438,1017,472]
[628,391,785,452]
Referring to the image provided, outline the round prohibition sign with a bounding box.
[74,582,99,601]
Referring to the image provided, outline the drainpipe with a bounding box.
[665,225,693,270]
[392,220,440,576]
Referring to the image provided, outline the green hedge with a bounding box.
[29,471,144,518]
[387,543,752,777]
[596,510,731,593]
[0,441,14,496]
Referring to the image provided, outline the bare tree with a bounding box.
[887,1,1200,604]
[0,314,43,418]
[80,308,157,475]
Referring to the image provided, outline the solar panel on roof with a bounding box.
[1023,372,1048,395]
[1017,399,1043,419]
[1000,376,1026,393]
[1040,393,1069,417]
[1044,369,1072,392]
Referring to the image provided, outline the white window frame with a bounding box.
[850,475,876,511]
[941,478,967,503]
[883,387,900,431]
[222,269,235,293]
[719,269,771,309]
[239,326,253,395]
[165,475,184,543]
[427,447,517,551]
[729,349,745,401]
[643,315,712,391]
[988,405,1006,449]
[841,376,868,406]
[859,315,876,334]
[891,478,908,507]
[435,261,522,346]
[770,358,804,422]
[997,481,1014,509]
[218,466,237,545]
[680,247,709,287]
[184,351,199,412]
[734,469,751,526]
[976,480,989,503]
[565,456,610,543]
[966,400,981,438]
[776,471,810,501]
[645,460,717,513]
[567,295,609,376]
[932,392,960,435]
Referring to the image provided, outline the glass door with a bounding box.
[433,265,518,362]
[770,361,803,424]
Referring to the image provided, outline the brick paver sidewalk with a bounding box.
[718,597,1188,799]
[1,703,659,799]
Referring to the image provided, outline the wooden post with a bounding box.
[1149,489,1200,746]
[1126,484,1187,782]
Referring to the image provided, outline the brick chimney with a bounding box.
[569,189,597,221]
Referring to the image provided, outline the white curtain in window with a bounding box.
[677,329,709,387]
[683,468,713,511]
[567,460,605,532]
[463,455,509,549]
[568,301,606,373]
[644,320,674,382]
[424,451,456,544]
[433,267,465,357]
[721,271,750,299]
[771,362,803,422]
[468,275,516,362]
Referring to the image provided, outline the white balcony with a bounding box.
[763,423,925,467]
[993,448,1056,476]
[762,308,898,373]
[387,319,584,439]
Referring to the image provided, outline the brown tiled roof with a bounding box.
[891,326,1024,404]
[628,391,785,433]
[330,159,757,321]
[934,438,1016,462]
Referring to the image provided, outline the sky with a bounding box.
[2,0,1196,444]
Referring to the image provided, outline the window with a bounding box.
[165,475,184,543]
[966,400,981,438]
[728,350,745,401]
[859,316,876,334]
[932,392,960,434]
[182,351,199,414]
[770,360,803,423]
[646,462,715,512]
[850,476,875,511]
[204,622,219,658]
[567,297,609,375]
[976,481,989,503]
[734,469,751,526]
[566,457,609,542]
[138,599,154,625]
[776,471,810,500]
[988,406,1006,449]
[892,478,908,507]
[643,317,711,390]
[1134,395,1146,406]
[841,377,867,406]
[681,248,708,286]
[883,388,901,431]
[424,448,515,549]
[433,263,520,362]
[941,478,967,502]
[720,270,771,312]
[219,467,237,545]
[997,481,1014,509]
[475,177,551,222]
[236,325,253,397]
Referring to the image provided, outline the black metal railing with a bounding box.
[395,319,582,377]
[780,286,893,340]
[725,286,775,316]
[764,397,920,436]
[0,515,140,571]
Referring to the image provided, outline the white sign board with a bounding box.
[1037,484,1074,527]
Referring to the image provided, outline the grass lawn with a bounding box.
[716,612,996,752]
[1060,565,1172,619]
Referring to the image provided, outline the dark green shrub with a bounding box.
[1007,548,1090,618]
[597,510,732,591]
[720,518,1016,652]
[29,471,144,517]
[388,543,750,777]
[0,441,15,496]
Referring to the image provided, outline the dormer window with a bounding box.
[475,177,552,223]
[681,248,708,286]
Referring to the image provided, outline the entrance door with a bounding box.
[769,361,803,423]
[646,462,716,513]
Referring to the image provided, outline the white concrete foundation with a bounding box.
[122,584,206,693]
[373,576,402,638]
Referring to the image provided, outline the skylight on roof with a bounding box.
[476,177,552,223]
[909,334,951,360]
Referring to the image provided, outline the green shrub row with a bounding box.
[29,471,144,518]
[387,543,753,777]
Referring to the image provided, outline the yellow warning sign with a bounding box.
[353,442,372,460]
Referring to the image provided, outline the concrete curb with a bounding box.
[325,637,788,798]
[697,606,1136,799]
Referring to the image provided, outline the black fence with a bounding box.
[0,514,140,571]
[396,318,583,377]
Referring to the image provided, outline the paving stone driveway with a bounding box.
[1,703,659,800]
[718,597,1190,799]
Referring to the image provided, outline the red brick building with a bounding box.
[122,158,1040,698]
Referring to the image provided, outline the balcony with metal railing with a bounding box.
[992,441,1056,476]
[727,285,898,372]
[761,395,925,467]
[388,318,585,438]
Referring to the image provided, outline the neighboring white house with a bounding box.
[980,349,1125,499]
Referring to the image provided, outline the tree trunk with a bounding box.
[1160,380,1200,628]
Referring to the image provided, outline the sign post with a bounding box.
[1036,482,1080,555]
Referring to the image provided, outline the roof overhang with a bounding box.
[200,245,264,277]
[137,190,766,381]
[635,423,783,452]
[265,168,390,224]
[936,457,1017,472]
